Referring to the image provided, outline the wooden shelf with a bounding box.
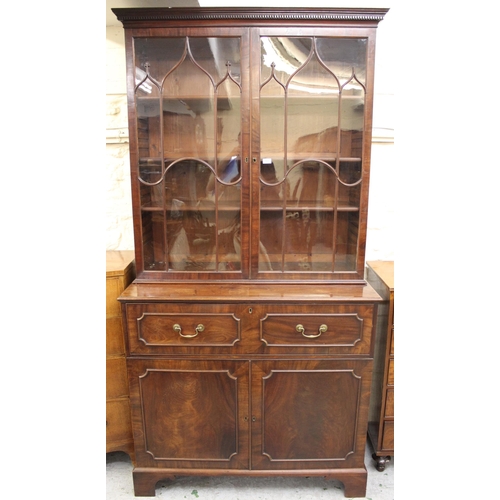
[260,204,359,212]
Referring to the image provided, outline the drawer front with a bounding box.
[259,304,375,354]
[381,420,394,452]
[106,276,123,317]
[106,316,125,356]
[106,357,129,399]
[106,399,133,445]
[125,303,242,354]
[387,359,394,385]
[385,388,394,418]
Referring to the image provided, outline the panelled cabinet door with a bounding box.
[251,359,372,469]
[128,359,250,469]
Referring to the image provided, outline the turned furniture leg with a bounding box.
[372,453,391,472]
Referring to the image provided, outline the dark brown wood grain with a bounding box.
[251,359,372,469]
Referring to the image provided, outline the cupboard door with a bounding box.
[251,359,372,470]
[128,359,250,469]
[253,30,373,281]
[131,29,250,279]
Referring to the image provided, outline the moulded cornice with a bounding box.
[112,7,389,25]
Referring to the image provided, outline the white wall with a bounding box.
[106,25,133,251]
[106,0,395,261]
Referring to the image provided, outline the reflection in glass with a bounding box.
[164,159,242,272]
[316,37,367,85]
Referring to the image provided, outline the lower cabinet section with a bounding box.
[119,283,381,498]
[127,357,373,496]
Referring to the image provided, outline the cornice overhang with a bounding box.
[112,7,389,27]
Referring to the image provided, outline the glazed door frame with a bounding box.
[124,26,252,281]
[123,23,378,283]
[249,26,378,282]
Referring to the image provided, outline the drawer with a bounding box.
[387,358,394,385]
[106,316,125,356]
[125,303,242,354]
[384,388,394,417]
[106,357,129,399]
[106,399,133,445]
[381,420,394,451]
[106,276,123,317]
[259,304,375,355]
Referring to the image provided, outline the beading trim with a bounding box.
[113,8,388,24]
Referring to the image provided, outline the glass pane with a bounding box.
[191,37,241,88]
[284,162,335,272]
[136,71,162,180]
[261,37,311,86]
[134,36,242,274]
[335,211,359,270]
[340,80,364,158]
[166,161,216,271]
[163,54,215,160]
[135,38,185,83]
[283,209,334,272]
[316,38,367,86]
[259,36,366,274]
[142,211,166,271]
[259,210,282,271]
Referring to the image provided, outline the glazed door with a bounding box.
[128,359,250,469]
[251,27,376,281]
[251,359,372,470]
[129,28,250,280]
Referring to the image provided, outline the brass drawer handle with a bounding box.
[173,323,205,338]
[296,323,328,338]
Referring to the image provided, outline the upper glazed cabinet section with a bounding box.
[113,8,388,282]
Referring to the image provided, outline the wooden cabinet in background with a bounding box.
[366,261,394,471]
[106,250,136,461]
